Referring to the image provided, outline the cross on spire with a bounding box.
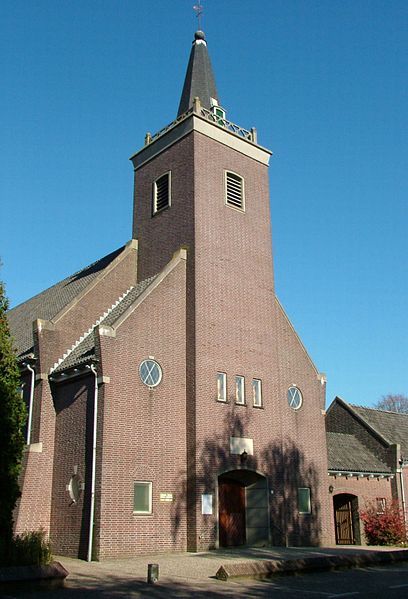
[193,0,203,30]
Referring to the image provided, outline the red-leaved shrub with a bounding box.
[360,500,406,546]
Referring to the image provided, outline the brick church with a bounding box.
[8,29,337,559]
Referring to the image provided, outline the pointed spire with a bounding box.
[177,30,220,117]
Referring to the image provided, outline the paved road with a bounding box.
[2,563,408,598]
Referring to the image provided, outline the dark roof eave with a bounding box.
[49,359,99,383]
[328,469,393,477]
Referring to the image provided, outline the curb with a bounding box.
[0,561,68,584]
[215,549,408,581]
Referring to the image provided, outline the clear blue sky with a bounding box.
[1,1,407,408]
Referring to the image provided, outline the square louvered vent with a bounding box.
[225,172,244,210]
[153,172,171,214]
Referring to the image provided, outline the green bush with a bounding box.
[0,530,52,566]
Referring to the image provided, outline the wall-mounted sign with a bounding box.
[160,492,173,502]
[230,436,254,455]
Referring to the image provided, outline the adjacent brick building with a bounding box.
[8,29,336,559]
[326,397,408,544]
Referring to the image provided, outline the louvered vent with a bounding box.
[153,172,171,213]
[226,172,244,210]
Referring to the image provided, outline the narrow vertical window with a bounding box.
[225,171,245,211]
[217,372,227,402]
[153,172,171,214]
[252,379,262,407]
[235,375,245,405]
[298,488,311,514]
[133,481,152,514]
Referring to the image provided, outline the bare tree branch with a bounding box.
[374,394,408,414]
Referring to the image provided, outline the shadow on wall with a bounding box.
[259,439,321,546]
[170,406,321,547]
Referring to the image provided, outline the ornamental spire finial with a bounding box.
[193,0,203,31]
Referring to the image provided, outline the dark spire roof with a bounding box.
[177,30,220,117]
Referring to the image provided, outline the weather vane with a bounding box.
[193,0,203,30]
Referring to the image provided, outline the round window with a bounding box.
[68,474,82,503]
[139,359,162,388]
[287,386,303,410]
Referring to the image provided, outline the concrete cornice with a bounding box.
[131,113,271,170]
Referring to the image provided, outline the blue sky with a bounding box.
[1,1,407,408]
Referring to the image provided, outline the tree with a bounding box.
[0,278,26,556]
[374,394,408,414]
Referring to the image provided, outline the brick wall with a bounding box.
[133,135,195,282]
[132,124,332,551]
[15,243,138,540]
[95,257,187,558]
[331,475,394,544]
[49,377,94,558]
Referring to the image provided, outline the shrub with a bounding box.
[0,530,52,566]
[360,501,407,546]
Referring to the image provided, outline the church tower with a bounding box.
[131,31,332,550]
[10,28,333,560]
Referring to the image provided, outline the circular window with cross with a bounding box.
[139,359,163,388]
[287,386,303,410]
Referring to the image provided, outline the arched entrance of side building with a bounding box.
[333,493,361,545]
[218,470,269,547]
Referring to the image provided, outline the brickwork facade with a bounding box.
[50,376,94,558]
[11,32,344,558]
[14,243,138,536]
[326,397,408,544]
[95,253,187,559]
[129,121,334,552]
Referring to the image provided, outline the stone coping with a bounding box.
[215,549,408,580]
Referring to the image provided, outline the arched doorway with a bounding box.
[333,493,361,545]
[218,470,269,547]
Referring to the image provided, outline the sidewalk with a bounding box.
[52,545,408,597]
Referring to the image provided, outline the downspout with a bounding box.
[399,460,407,530]
[87,364,98,562]
[25,363,35,445]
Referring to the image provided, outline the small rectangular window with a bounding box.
[133,481,152,514]
[252,379,262,407]
[217,372,227,402]
[153,172,171,214]
[235,375,245,405]
[225,171,244,211]
[376,497,386,514]
[298,488,311,514]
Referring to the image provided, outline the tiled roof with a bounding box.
[351,404,408,455]
[327,432,392,473]
[7,247,125,359]
[52,275,157,373]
